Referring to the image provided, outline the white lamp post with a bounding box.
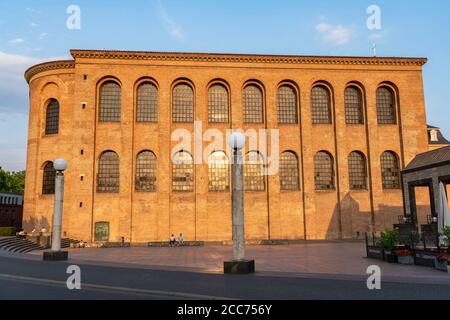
[44,158,69,261]
[224,132,255,274]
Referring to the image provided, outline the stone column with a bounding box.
[232,149,245,261]
[51,171,64,251]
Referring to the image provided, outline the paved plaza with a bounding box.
[27,241,450,284]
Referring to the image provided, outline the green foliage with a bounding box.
[0,227,16,236]
[442,226,450,246]
[379,229,399,252]
[0,168,25,195]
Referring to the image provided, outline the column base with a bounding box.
[43,251,69,261]
[224,260,255,274]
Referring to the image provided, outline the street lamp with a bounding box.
[43,158,69,261]
[224,132,255,274]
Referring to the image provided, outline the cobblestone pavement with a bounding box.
[27,242,450,284]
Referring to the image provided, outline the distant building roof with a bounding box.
[427,125,450,145]
[404,146,450,172]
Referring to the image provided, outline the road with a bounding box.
[1,255,450,300]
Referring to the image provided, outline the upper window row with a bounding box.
[43,82,398,135]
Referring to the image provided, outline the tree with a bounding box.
[0,168,25,195]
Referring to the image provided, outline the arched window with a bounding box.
[381,151,401,189]
[135,151,157,192]
[280,151,300,191]
[348,152,367,190]
[208,84,229,123]
[97,151,120,193]
[45,99,60,135]
[314,151,334,190]
[136,82,158,122]
[244,151,265,191]
[172,151,194,192]
[278,85,298,124]
[172,83,194,123]
[208,151,230,192]
[99,81,121,122]
[42,162,56,195]
[311,85,331,124]
[377,87,397,124]
[345,86,364,124]
[243,85,264,124]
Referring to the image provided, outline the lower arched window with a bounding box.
[172,151,194,192]
[244,151,265,191]
[314,151,334,190]
[42,162,56,195]
[381,151,401,189]
[135,151,157,192]
[208,151,230,192]
[97,151,120,193]
[348,151,367,190]
[280,151,300,191]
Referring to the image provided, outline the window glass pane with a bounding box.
[97,152,120,193]
[136,151,157,192]
[42,162,56,195]
[314,152,334,190]
[208,151,230,192]
[173,84,194,123]
[172,151,194,192]
[243,85,264,124]
[244,151,265,191]
[208,84,229,123]
[348,152,367,190]
[381,152,400,189]
[99,81,121,122]
[45,99,59,135]
[278,86,298,124]
[137,83,158,122]
[312,86,331,124]
[345,87,364,124]
[377,87,396,124]
[280,152,300,191]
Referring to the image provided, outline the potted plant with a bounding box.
[395,249,414,265]
[379,229,399,263]
[435,252,450,272]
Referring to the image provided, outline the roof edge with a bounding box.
[69,49,428,66]
[24,60,75,83]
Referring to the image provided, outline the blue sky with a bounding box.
[0,0,449,171]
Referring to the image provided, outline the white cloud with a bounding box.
[157,1,185,41]
[8,38,25,45]
[39,32,48,40]
[30,22,39,27]
[315,22,354,46]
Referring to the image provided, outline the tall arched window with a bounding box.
[208,84,229,123]
[136,82,158,122]
[99,81,121,122]
[173,83,194,123]
[311,85,332,124]
[381,151,401,189]
[280,151,300,191]
[172,151,194,192]
[243,85,264,124]
[377,87,397,124]
[97,151,120,193]
[278,85,298,124]
[45,99,60,135]
[208,151,230,192]
[348,151,367,190]
[42,162,56,195]
[244,151,265,191]
[314,151,334,190]
[345,86,364,124]
[135,151,157,192]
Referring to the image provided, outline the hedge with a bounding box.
[0,227,16,237]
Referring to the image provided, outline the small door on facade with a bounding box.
[94,222,110,242]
